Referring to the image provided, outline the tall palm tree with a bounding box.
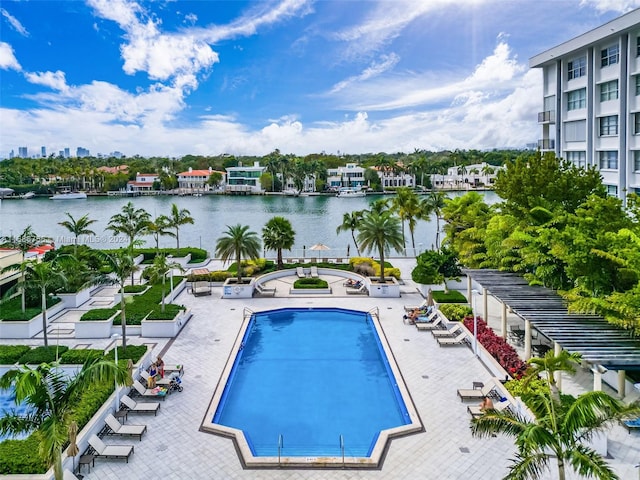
[106,202,150,285]
[356,211,404,283]
[392,188,421,253]
[215,224,261,283]
[262,216,296,269]
[0,226,51,313]
[336,211,363,256]
[145,254,183,312]
[167,203,194,250]
[58,213,97,255]
[471,351,640,480]
[21,260,67,347]
[147,214,174,251]
[423,191,447,250]
[0,358,129,480]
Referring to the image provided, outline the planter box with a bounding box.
[164,278,186,303]
[368,277,400,298]
[114,285,151,304]
[445,277,465,291]
[222,278,254,299]
[57,285,95,308]
[417,283,444,297]
[289,287,332,294]
[75,310,120,338]
[0,301,65,339]
[142,308,191,337]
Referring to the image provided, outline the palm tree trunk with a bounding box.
[351,230,360,256]
[557,457,566,480]
[435,216,441,251]
[53,451,63,480]
[236,251,242,283]
[41,288,49,347]
[379,248,385,283]
[21,271,26,313]
[277,248,283,269]
[176,228,180,250]
[120,282,127,349]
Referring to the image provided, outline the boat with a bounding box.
[337,188,366,198]
[20,192,36,199]
[50,190,87,200]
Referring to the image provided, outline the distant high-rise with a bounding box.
[76,147,90,157]
[18,147,27,158]
[59,150,64,157]
[64,148,70,158]
[41,146,46,158]
[9,149,14,159]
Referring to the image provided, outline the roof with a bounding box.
[465,269,640,369]
[178,170,215,176]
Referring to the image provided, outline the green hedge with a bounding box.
[103,344,148,362]
[123,285,148,293]
[293,278,329,288]
[17,346,70,364]
[438,304,473,322]
[134,247,208,262]
[0,436,48,474]
[186,270,230,282]
[0,296,61,321]
[146,304,184,320]
[432,290,467,303]
[58,349,103,364]
[0,345,32,364]
[80,308,119,321]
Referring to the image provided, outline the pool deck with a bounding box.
[2,258,639,479]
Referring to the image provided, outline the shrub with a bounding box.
[146,304,185,320]
[0,296,61,321]
[0,436,48,474]
[432,290,467,303]
[463,317,527,379]
[373,265,401,279]
[0,345,32,364]
[123,285,147,293]
[504,376,549,399]
[80,308,118,321]
[58,349,103,364]
[17,346,70,364]
[438,304,472,322]
[103,344,147,362]
[293,278,329,289]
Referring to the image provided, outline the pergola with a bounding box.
[464,269,640,397]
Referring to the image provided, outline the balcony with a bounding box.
[537,110,555,124]
[537,139,555,150]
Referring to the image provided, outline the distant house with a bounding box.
[326,163,366,191]
[98,165,129,175]
[431,162,502,189]
[225,162,265,194]
[372,166,415,189]
[126,173,158,193]
[177,167,225,193]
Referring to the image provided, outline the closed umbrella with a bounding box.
[126,358,134,387]
[427,288,435,307]
[67,421,79,473]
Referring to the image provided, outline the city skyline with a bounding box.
[1,0,639,158]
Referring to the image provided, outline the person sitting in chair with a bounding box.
[479,396,493,411]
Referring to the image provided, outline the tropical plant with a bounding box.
[106,202,150,284]
[336,211,363,256]
[471,351,640,480]
[262,217,295,269]
[392,187,422,253]
[57,213,97,255]
[215,224,261,283]
[167,203,194,250]
[356,210,404,283]
[423,191,446,250]
[144,254,184,312]
[0,358,129,480]
[146,215,174,251]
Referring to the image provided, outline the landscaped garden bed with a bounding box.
[290,277,331,294]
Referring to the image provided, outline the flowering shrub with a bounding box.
[463,316,528,379]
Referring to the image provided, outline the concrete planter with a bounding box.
[0,301,65,339]
[445,276,465,291]
[75,310,120,338]
[142,307,191,337]
[417,283,444,297]
[163,278,186,303]
[368,277,400,298]
[289,287,332,294]
[57,285,94,308]
[222,278,254,298]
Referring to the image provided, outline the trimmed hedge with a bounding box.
[58,349,103,364]
[134,247,208,262]
[186,270,230,282]
[0,345,32,364]
[146,304,183,320]
[432,290,467,303]
[0,296,61,321]
[438,304,473,322]
[80,308,118,321]
[0,436,48,474]
[123,285,148,293]
[293,278,329,289]
[17,346,70,364]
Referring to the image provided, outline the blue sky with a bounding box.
[1,0,639,158]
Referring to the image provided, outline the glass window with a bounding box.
[599,115,618,136]
[599,151,618,169]
[634,113,640,135]
[637,36,640,56]
[567,88,586,110]
[634,151,640,171]
[565,151,586,168]
[636,76,640,96]
[600,80,618,101]
[606,185,618,196]
[601,44,619,67]
[568,56,586,80]
[565,120,586,141]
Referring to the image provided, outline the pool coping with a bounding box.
[199,307,424,469]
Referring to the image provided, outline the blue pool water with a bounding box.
[0,389,29,441]
[212,308,411,457]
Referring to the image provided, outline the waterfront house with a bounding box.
[432,162,501,189]
[326,163,366,191]
[372,166,415,189]
[225,162,265,194]
[126,173,158,193]
[177,167,225,194]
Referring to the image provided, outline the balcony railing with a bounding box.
[537,110,556,123]
[537,139,555,150]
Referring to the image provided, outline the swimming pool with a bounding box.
[202,307,422,468]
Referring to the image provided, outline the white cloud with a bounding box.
[24,71,69,92]
[579,0,640,13]
[1,8,29,36]
[330,53,400,93]
[0,42,21,71]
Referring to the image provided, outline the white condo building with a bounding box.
[530,8,640,199]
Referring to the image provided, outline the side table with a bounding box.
[114,409,128,422]
[78,454,95,473]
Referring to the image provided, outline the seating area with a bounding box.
[104,414,147,440]
[457,381,498,401]
[87,434,134,463]
[188,281,211,296]
[437,332,469,347]
[132,380,167,400]
[253,282,276,297]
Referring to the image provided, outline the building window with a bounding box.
[567,88,586,110]
[634,151,640,171]
[637,36,640,56]
[636,76,640,96]
[568,56,586,80]
[601,44,619,67]
[600,80,618,101]
[599,115,618,136]
[565,120,586,141]
[599,151,618,169]
[565,151,586,168]
[634,113,640,134]
[606,185,618,196]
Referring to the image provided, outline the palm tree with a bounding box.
[106,202,150,285]
[145,254,183,312]
[0,226,51,313]
[167,203,194,251]
[262,217,295,269]
[22,260,67,347]
[471,351,640,480]
[392,188,421,253]
[423,191,447,250]
[58,213,97,255]
[215,224,261,283]
[336,211,363,256]
[147,215,174,251]
[0,358,129,480]
[456,165,468,187]
[356,210,404,283]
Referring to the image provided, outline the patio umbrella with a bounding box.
[126,358,134,387]
[427,288,435,307]
[309,243,330,259]
[66,421,79,473]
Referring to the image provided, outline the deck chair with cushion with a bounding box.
[432,323,464,338]
[437,331,470,346]
[457,381,497,401]
[310,266,319,278]
[132,379,167,400]
[404,300,428,312]
[140,370,171,388]
[296,266,307,278]
[253,283,276,297]
[346,284,367,295]
[163,363,184,377]
[105,413,147,440]
[88,434,134,463]
[468,401,511,418]
[120,394,160,415]
[415,316,444,331]
[621,416,640,433]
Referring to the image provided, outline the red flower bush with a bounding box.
[463,316,527,379]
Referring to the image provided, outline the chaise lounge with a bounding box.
[104,413,147,440]
[468,401,511,418]
[132,380,167,400]
[254,283,276,297]
[457,381,497,401]
[432,323,464,338]
[189,281,211,296]
[88,434,134,463]
[437,332,470,346]
[120,394,161,415]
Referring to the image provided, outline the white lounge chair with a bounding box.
[120,394,160,415]
[296,266,307,278]
[415,316,443,330]
[88,434,134,463]
[346,284,367,295]
[105,413,147,440]
[132,379,167,400]
[254,283,276,297]
[468,400,511,418]
[457,381,497,401]
[431,323,464,338]
[310,266,319,278]
[437,332,470,346]
[404,300,428,312]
